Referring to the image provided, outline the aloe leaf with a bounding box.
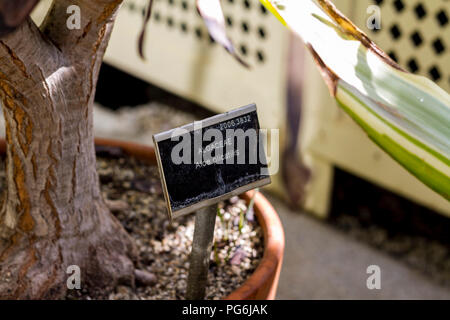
[196,0,249,67]
[138,0,154,59]
[260,0,450,200]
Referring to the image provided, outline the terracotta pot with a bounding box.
[0,137,285,300]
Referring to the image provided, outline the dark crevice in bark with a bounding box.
[0,40,30,78]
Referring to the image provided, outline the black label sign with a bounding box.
[153,104,271,219]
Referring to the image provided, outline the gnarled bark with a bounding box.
[0,0,138,299]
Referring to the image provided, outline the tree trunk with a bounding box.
[0,0,138,299]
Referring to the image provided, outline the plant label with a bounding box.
[153,104,271,220]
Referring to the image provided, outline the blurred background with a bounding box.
[25,0,450,299]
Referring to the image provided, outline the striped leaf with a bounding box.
[260,0,450,200]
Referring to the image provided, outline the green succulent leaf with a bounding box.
[261,0,450,200]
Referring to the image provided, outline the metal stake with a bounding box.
[186,205,217,300]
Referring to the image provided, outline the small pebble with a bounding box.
[135,269,157,287]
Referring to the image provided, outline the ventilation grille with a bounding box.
[123,0,271,65]
[362,0,450,92]
[104,0,288,130]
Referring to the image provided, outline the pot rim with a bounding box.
[0,137,285,300]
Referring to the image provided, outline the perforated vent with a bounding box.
[363,0,450,92]
[122,0,270,65]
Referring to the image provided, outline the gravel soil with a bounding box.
[0,151,264,300]
[77,150,262,299]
